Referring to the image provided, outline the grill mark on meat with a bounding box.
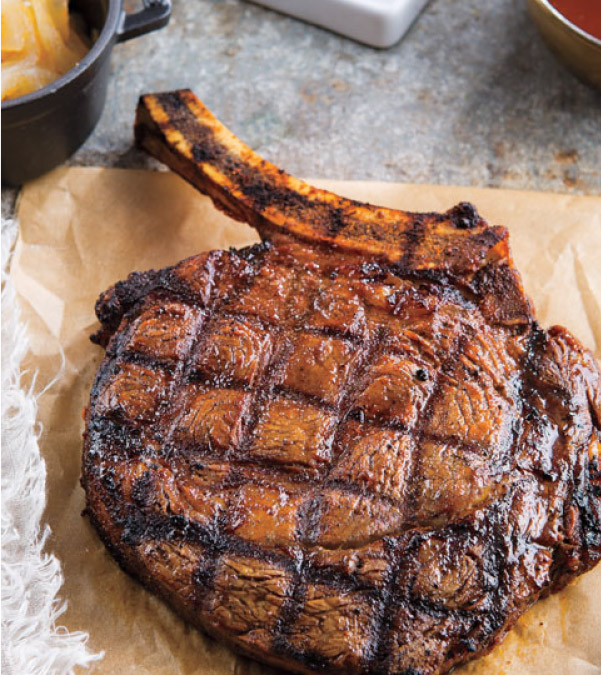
[159,249,270,464]
[317,329,385,471]
[119,350,181,373]
[365,331,470,668]
[516,327,586,578]
[230,328,302,460]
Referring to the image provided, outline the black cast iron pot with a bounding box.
[1,0,171,186]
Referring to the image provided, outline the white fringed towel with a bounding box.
[1,219,102,674]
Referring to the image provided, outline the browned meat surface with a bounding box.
[82,90,601,675]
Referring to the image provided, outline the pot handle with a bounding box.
[116,0,172,43]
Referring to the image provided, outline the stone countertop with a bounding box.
[3,0,601,218]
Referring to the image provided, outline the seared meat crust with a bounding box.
[82,90,601,675]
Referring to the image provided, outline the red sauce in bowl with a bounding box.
[550,0,601,40]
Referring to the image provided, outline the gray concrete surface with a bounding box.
[3,0,601,217]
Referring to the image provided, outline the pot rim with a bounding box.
[529,0,601,49]
[1,0,121,112]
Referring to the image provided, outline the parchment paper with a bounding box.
[11,167,601,674]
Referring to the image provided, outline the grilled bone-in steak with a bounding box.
[83,90,601,675]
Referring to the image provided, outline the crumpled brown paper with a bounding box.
[11,166,601,674]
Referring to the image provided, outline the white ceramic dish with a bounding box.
[251,0,430,48]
